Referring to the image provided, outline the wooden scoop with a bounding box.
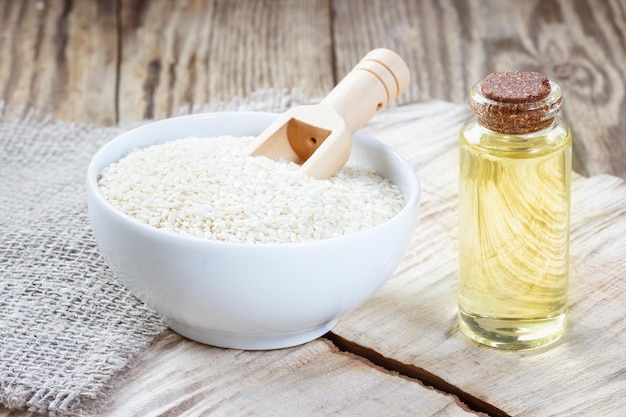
[245,48,410,179]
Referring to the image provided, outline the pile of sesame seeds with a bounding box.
[98,136,405,244]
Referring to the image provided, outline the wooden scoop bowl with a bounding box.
[245,48,410,179]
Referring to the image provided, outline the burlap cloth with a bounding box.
[0,90,311,416]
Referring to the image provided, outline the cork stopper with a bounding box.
[470,71,562,134]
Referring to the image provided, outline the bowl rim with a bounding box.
[86,111,420,248]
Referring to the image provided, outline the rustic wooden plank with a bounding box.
[87,331,474,417]
[0,329,479,417]
[332,100,626,416]
[117,0,335,124]
[0,0,118,125]
[331,0,626,178]
[1,0,624,180]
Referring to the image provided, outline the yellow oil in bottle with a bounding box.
[458,115,571,349]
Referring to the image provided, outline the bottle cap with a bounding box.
[470,71,562,134]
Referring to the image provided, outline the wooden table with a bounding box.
[2,1,625,416]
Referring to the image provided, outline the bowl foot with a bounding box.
[165,319,339,350]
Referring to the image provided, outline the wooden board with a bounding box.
[2,0,624,179]
[116,0,335,123]
[0,334,480,417]
[0,0,118,125]
[91,332,478,417]
[332,100,626,417]
[331,0,626,178]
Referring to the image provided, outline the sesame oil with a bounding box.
[458,72,572,349]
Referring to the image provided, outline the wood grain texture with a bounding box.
[331,0,626,178]
[94,332,477,417]
[0,0,624,178]
[333,101,626,417]
[0,0,118,125]
[116,0,335,123]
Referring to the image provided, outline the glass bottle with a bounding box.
[458,71,571,349]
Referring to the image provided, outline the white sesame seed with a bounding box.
[98,136,405,244]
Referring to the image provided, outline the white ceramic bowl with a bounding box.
[86,112,420,350]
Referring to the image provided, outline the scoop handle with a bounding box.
[320,48,410,133]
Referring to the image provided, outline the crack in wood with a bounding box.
[323,332,510,417]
